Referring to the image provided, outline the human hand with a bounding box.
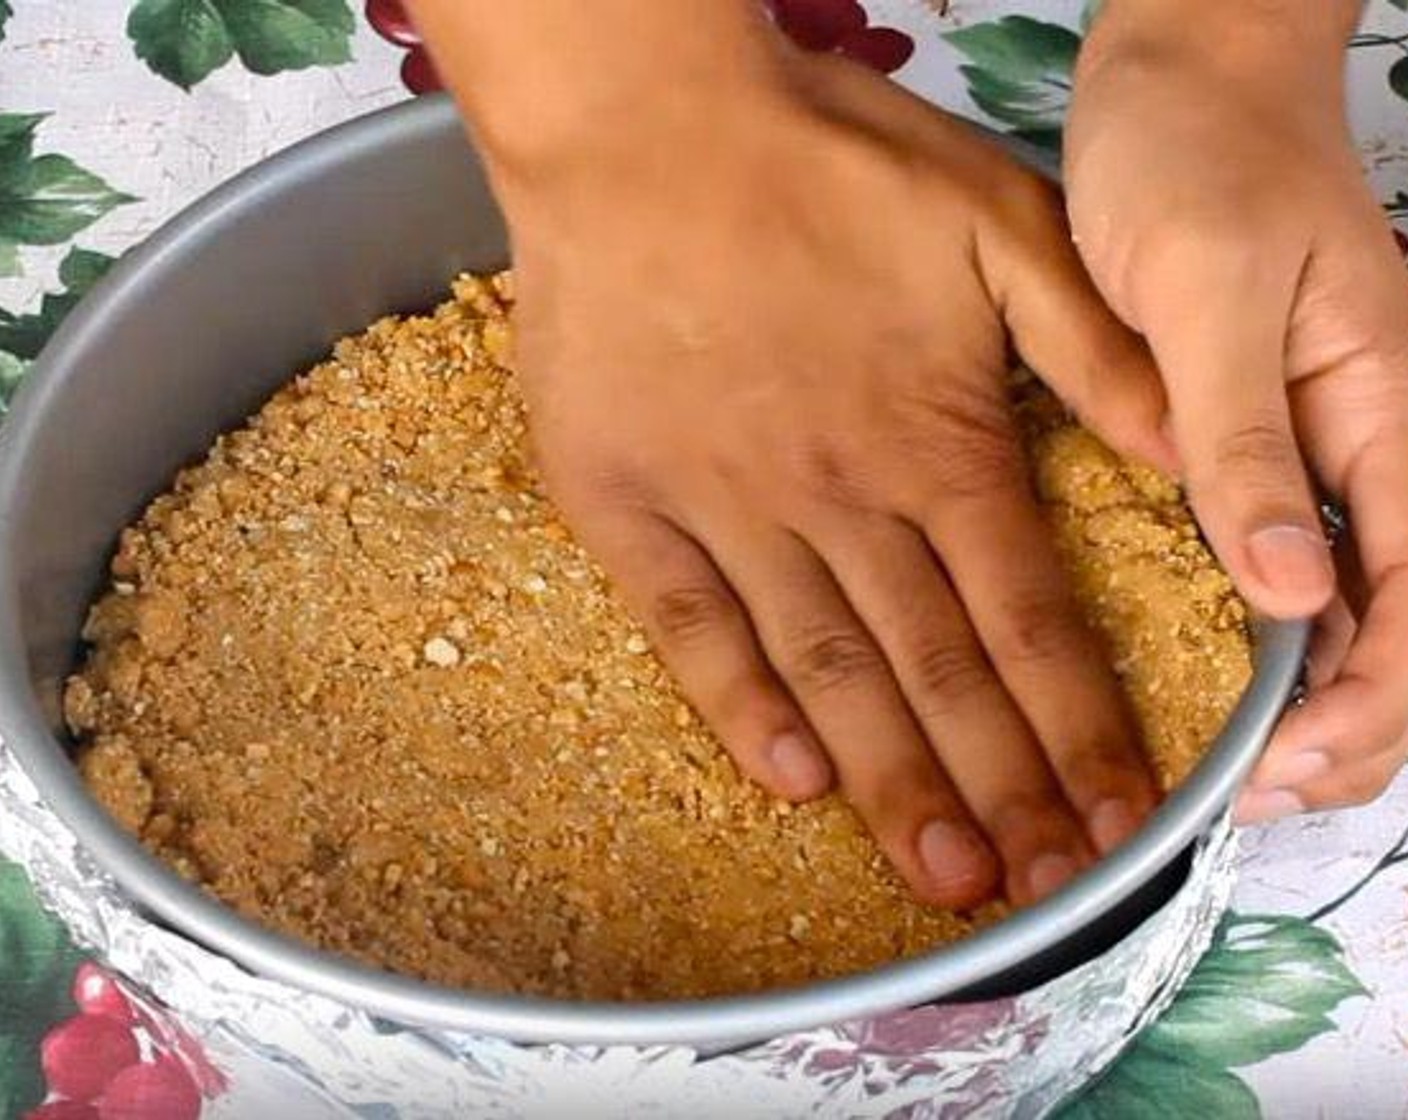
[414,3,1174,907]
[1066,0,1408,823]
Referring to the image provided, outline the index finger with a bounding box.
[1133,236,1335,622]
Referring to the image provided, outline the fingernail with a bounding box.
[918,819,994,900]
[1089,798,1144,854]
[767,733,832,801]
[1027,852,1082,900]
[1258,750,1330,790]
[1234,788,1306,826]
[1246,525,1334,605]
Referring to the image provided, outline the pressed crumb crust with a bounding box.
[67,274,1251,1001]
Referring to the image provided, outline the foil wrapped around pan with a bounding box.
[0,743,1238,1118]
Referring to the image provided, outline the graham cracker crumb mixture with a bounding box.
[1014,382,1252,790]
[67,275,1251,1001]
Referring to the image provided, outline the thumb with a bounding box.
[982,183,1178,475]
[1133,246,1335,620]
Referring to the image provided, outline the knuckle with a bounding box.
[995,594,1090,669]
[1216,418,1298,473]
[900,388,1024,502]
[1360,767,1398,803]
[1342,669,1408,754]
[1362,751,1402,798]
[1361,342,1408,397]
[1360,717,1406,764]
[783,628,886,693]
[1324,764,1396,808]
[906,638,994,710]
[796,440,869,509]
[544,454,649,513]
[650,584,736,647]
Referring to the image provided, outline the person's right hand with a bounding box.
[414,4,1168,907]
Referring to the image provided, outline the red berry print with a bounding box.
[72,965,136,1024]
[152,1023,227,1099]
[400,47,443,95]
[24,1102,101,1120]
[765,0,915,74]
[98,1059,201,1120]
[365,0,419,46]
[365,0,443,94]
[41,1016,141,1104]
[836,25,914,73]
[767,0,866,51]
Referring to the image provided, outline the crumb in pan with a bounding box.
[69,274,1251,1000]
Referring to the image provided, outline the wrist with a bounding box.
[1083,0,1356,82]
[407,0,793,183]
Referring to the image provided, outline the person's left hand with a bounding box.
[1065,1,1408,823]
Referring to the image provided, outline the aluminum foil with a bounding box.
[0,742,1238,1119]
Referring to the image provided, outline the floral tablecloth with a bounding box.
[2,2,1407,1117]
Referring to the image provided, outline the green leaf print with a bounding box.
[1150,915,1366,1066]
[0,861,83,1115]
[0,114,133,255]
[0,863,82,1032]
[0,158,130,246]
[0,1,11,42]
[1060,913,1367,1118]
[0,113,47,173]
[944,17,1082,149]
[1390,55,1408,104]
[0,1035,47,1119]
[128,0,354,89]
[0,351,25,407]
[0,246,116,407]
[947,16,1081,79]
[222,0,355,74]
[128,0,236,90]
[56,244,116,292]
[1347,21,1408,104]
[1057,1045,1261,1120]
[0,245,116,361]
